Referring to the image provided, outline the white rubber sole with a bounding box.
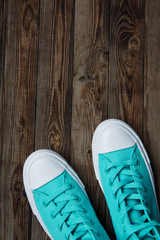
[23,149,86,240]
[92,119,160,215]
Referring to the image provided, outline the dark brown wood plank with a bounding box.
[32,0,75,239]
[0,1,4,78]
[0,1,5,152]
[71,0,109,234]
[0,0,39,239]
[0,1,5,237]
[109,0,145,136]
[108,1,145,237]
[144,0,160,206]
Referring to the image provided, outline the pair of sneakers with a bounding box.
[23,119,160,240]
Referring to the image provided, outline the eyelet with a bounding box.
[50,213,55,219]
[144,200,148,206]
[69,183,75,189]
[83,208,87,214]
[137,160,141,166]
[58,226,62,232]
[75,196,81,202]
[113,193,117,200]
[117,203,121,212]
[105,166,109,173]
[139,174,143,179]
[108,180,113,186]
[96,231,101,237]
[142,187,146,193]
[42,201,47,208]
[90,220,95,225]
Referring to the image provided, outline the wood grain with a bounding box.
[108,3,145,237]
[32,0,75,239]
[0,1,5,236]
[144,0,160,206]
[1,0,160,239]
[0,0,5,154]
[0,0,39,239]
[71,0,109,234]
[109,0,145,136]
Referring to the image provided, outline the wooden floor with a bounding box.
[0,0,160,239]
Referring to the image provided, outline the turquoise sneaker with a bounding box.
[23,149,110,240]
[92,119,160,240]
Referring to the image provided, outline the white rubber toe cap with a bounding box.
[98,126,135,154]
[30,157,64,190]
[23,150,65,190]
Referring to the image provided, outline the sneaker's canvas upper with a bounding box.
[92,119,160,240]
[23,150,110,240]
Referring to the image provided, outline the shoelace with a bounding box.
[35,183,99,240]
[104,148,160,240]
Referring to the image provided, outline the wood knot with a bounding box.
[97,87,101,94]
[77,69,95,82]
[19,116,25,128]
[11,164,23,194]
[102,50,109,60]
[18,127,23,133]
[14,181,23,192]
[23,4,34,31]
[49,127,62,151]
[16,116,25,138]
[78,76,86,82]
[128,36,140,58]
[86,147,92,161]
[97,49,109,68]
[11,164,26,216]
[50,134,60,148]
[87,148,91,155]
[121,35,142,78]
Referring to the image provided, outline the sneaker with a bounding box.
[23,149,110,240]
[92,119,160,240]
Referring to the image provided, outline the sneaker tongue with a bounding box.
[37,171,96,240]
